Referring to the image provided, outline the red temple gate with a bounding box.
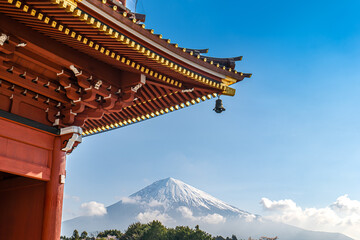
[0,0,251,238]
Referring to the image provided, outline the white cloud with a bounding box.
[80,201,107,217]
[136,210,173,224]
[120,196,168,210]
[244,214,257,223]
[260,195,360,240]
[261,198,299,212]
[177,206,226,224]
[177,206,195,220]
[331,194,360,215]
[64,194,80,201]
[121,196,142,204]
[148,199,166,207]
[201,213,226,224]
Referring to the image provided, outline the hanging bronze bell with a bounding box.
[213,98,226,113]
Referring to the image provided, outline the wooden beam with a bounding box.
[0,155,51,181]
[0,176,44,193]
[0,67,69,103]
[146,78,181,92]
[0,14,123,84]
[14,47,63,74]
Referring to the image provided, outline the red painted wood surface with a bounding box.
[0,176,46,239]
[0,117,67,240]
[0,117,53,181]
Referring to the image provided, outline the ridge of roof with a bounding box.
[78,0,251,82]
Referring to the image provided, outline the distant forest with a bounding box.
[60,220,246,240]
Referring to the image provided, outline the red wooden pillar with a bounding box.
[42,137,66,240]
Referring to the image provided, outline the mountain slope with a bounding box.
[130,177,245,213]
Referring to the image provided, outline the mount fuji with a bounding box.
[62,178,352,240]
[127,177,254,218]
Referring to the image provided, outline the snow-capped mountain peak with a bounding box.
[129,177,245,214]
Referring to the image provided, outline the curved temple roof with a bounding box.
[0,0,251,136]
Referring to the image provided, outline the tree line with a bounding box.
[60,220,242,240]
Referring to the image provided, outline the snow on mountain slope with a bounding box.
[129,177,245,214]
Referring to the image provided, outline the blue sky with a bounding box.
[63,0,360,237]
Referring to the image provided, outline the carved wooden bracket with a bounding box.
[0,33,9,46]
[55,66,148,126]
[60,126,82,154]
[0,30,27,55]
[73,108,105,126]
[119,72,146,102]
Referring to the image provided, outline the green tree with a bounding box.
[191,225,214,240]
[215,236,226,240]
[168,226,193,240]
[165,228,177,240]
[97,229,122,238]
[120,222,149,240]
[67,222,223,240]
[142,220,167,240]
[80,231,88,239]
[176,226,192,240]
[71,229,80,240]
[166,225,215,240]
